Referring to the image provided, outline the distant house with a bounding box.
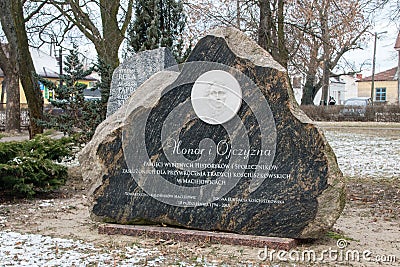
[340,75,359,101]
[328,76,346,105]
[291,74,358,105]
[0,48,98,106]
[291,75,303,104]
[357,67,399,104]
[357,31,400,105]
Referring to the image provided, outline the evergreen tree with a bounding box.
[93,57,113,120]
[128,0,190,62]
[38,45,103,143]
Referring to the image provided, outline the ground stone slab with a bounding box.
[98,224,297,250]
[106,47,177,117]
[80,27,345,239]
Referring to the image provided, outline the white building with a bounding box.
[291,74,358,105]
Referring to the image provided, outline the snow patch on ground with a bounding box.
[0,231,164,266]
[324,130,400,178]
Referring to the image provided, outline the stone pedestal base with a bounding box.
[98,224,297,249]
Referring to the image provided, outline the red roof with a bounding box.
[395,31,400,50]
[359,67,398,82]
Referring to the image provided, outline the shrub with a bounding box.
[0,134,75,197]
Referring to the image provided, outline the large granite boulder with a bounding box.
[106,47,177,117]
[79,27,345,239]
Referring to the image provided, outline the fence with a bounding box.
[0,106,30,130]
[301,105,400,122]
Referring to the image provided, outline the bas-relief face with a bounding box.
[191,70,242,125]
[207,81,228,110]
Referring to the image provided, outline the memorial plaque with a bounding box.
[80,27,345,239]
[191,70,242,124]
[106,47,178,117]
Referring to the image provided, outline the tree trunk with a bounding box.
[321,57,330,106]
[301,38,320,105]
[4,72,20,132]
[257,0,288,68]
[0,9,20,132]
[276,0,288,68]
[236,0,241,29]
[97,0,125,104]
[258,0,273,53]
[319,0,331,106]
[302,74,318,105]
[10,0,43,137]
[0,81,4,104]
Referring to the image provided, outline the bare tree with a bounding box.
[289,0,370,105]
[46,0,134,105]
[184,0,259,43]
[370,0,400,22]
[0,0,44,137]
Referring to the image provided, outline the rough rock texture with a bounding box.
[106,47,177,117]
[80,27,345,239]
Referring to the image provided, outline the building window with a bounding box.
[375,87,386,102]
[88,81,97,88]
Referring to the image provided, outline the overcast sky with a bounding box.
[344,9,400,77]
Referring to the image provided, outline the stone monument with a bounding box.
[80,27,345,239]
[106,47,177,117]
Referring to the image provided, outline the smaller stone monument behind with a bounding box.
[106,47,177,117]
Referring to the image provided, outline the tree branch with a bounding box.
[121,0,134,35]
[25,0,48,22]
